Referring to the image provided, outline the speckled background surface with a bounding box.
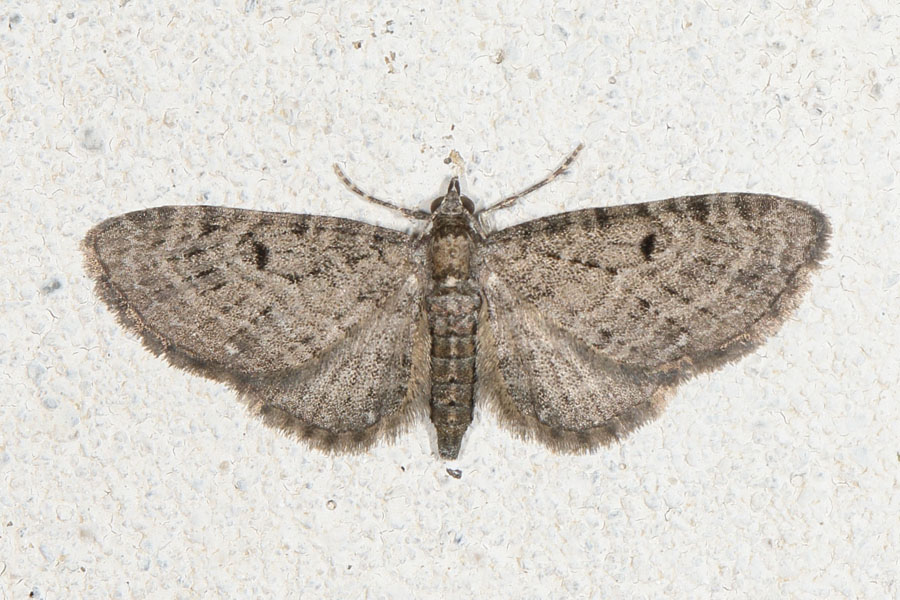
[1,1,897,598]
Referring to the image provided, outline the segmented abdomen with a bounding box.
[427,289,481,459]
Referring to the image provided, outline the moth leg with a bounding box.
[480,143,584,216]
[332,163,431,221]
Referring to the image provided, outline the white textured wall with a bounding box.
[1,1,897,598]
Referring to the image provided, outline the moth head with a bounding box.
[430,177,476,216]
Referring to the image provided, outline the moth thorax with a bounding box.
[430,228,472,281]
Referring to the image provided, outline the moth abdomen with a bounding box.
[426,289,481,459]
[431,334,476,357]
[431,356,476,383]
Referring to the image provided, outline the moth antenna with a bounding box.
[481,143,585,215]
[332,163,431,221]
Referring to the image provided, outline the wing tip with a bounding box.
[650,197,831,380]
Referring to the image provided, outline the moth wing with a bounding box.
[476,194,829,451]
[475,272,669,452]
[83,206,430,451]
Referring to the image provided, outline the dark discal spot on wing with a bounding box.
[252,241,269,270]
[639,233,656,261]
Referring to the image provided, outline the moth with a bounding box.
[83,146,830,459]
